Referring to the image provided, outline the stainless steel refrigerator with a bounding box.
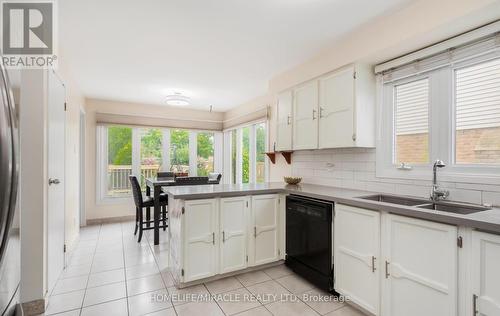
[0,62,20,315]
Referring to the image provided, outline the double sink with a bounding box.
[358,194,491,215]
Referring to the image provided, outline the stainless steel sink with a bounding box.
[416,202,491,215]
[358,194,429,206]
[358,194,491,215]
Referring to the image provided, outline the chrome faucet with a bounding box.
[431,160,449,201]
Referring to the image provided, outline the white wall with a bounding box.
[269,0,500,93]
[292,148,500,206]
[20,69,48,303]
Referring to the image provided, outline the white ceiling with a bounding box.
[59,0,413,111]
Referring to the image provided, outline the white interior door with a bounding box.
[472,231,500,316]
[382,214,457,316]
[183,199,217,282]
[276,91,293,151]
[318,67,355,148]
[219,197,248,273]
[47,70,66,293]
[292,81,318,150]
[334,204,380,315]
[251,194,279,266]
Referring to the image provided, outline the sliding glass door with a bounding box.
[224,121,268,184]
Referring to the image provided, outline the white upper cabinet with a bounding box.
[334,204,381,315]
[251,194,280,266]
[276,91,293,151]
[292,80,319,150]
[382,214,458,316]
[471,231,500,316]
[219,197,248,274]
[318,64,375,148]
[280,63,375,151]
[183,199,218,282]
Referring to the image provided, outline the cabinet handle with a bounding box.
[473,294,478,315]
[319,107,325,118]
[222,231,225,242]
[287,115,291,125]
[212,232,215,245]
[312,109,317,120]
[385,261,390,278]
[372,256,376,273]
[254,226,257,238]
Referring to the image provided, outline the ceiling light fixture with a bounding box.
[165,92,191,106]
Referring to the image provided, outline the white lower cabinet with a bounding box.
[250,194,280,266]
[382,214,458,316]
[335,205,459,316]
[219,197,249,274]
[181,195,280,283]
[334,204,380,315]
[471,231,500,316]
[183,199,218,282]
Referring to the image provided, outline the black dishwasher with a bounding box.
[286,195,334,292]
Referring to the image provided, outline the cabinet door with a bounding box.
[219,197,248,274]
[183,199,217,282]
[318,66,355,148]
[276,91,293,151]
[293,81,318,150]
[251,194,279,266]
[334,204,380,315]
[471,231,500,316]
[382,214,457,316]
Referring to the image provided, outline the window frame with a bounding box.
[377,52,500,184]
[97,124,222,204]
[223,119,269,185]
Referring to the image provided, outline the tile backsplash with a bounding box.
[291,148,500,206]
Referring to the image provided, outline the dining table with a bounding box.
[145,177,176,245]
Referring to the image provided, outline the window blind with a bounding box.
[395,78,429,135]
[455,57,500,130]
[377,31,500,83]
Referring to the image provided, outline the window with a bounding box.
[241,127,250,183]
[394,79,429,165]
[197,132,214,176]
[256,123,266,183]
[224,121,268,184]
[170,129,189,173]
[377,33,500,183]
[455,58,500,164]
[106,126,132,197]
[98,125,222,202]
[140,128,162,188]
[230,130,237,184]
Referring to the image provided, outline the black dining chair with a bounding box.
[157,171,175,179]
[174,176,209,185]
[129,175,168,242]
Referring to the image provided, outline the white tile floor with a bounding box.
[45,222,367,316]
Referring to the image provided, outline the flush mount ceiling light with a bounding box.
[165,92,191,106]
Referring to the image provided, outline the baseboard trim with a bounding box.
[21,299,45,316]
[86,215,135,225]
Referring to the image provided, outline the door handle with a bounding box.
[287,114,291,125]
[473,294,478,315]
[372,256,376,273]
[49,178,60,185]
[254,226,257,238]
[319,107,325,118]
[222,231,225,242]
[212,232,215,245]
[385,260,390,278]
[312,109,317,120]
